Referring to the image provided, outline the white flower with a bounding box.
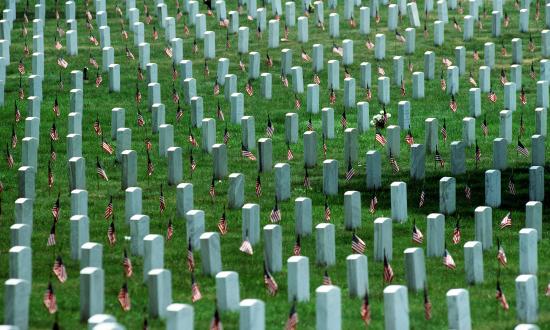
[379,110,384,115]
[386,113,392,118]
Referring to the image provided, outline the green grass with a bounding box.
[0,0,549,329]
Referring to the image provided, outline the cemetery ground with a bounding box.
[0,0,549,329]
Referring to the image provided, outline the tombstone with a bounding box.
[28,75,42,100]
[268,19,279,48]
[519,8,529,32]
[408,144,426,180]
[391,182,407,222]
[230,93,244,124]
[3,279,30,330]
[130,215,150,256]
[344,128,359,163]
[217,58,229,85]
[374,217,392,261]
[366,150,381,188]
[427,213,445,257]
[101,47,114,73]
[195,14,206,39]
[360,6,371,34]
[285,113,299,144]
[68,112,82,135]
[9,246,32,284]
[166,304,193,330]
[248,52,260,80]
[386,125,400,158]
[158,124,174,158]
[183,78,197,105]
[238,204,261,246]
[447,65,459,94]
[139,43,150,69]
[148,269,172,319]
[375,33,385,60]
[258,138,273,172]
[10,224,31,247]
[291,66,304,93]
[322,107,335,138]
[405,28,415,54]
[323,159,338,196]
[313,44,324,72]
[519,228,537,275]
[345,254,369,298]
[485,169,501,207]
[242,116,256,150]
[228,173,244,209]
[424,51,435,80]
[148,83,161,110]
[294,197,313,236]
[18,167,35,201]
[384,286,409,330]
[180,60,193,81]
[68,157,86,191]
[66,30,78,56]
[261,224,282,274]
[446,289,472,330]
[146,62,159,84]
[412,72,425,99]
[525,201,542,240]
[143,235,164,283]
[434,20,444,46]
[211,144,228,180]
[537,81,548,109]
[484,42,495,68]
[185,210,205,251]
[67,133,82,159]
[81,242,102,270]
[479,66,490,93]
[201,118,216,154]
[357,102,370,133]
[281,255,308,302]
[176,183,193,218]
[328,60,340,90]
[449,142,466,175]
[378,77,390,104]
[80,267,105,321]
[473,206,492,250]
[281,48,293,75]
[462,117,475,146]
[239,299,265,330]
[360,62,371,89]
[511,64,522,88]
[99,26,111,49]
[528,166,544,202]
[407,3,421,28]
[200,232,222,276]
[515,275,538,323]
[272,163,291,202]
[316,285,341,330]
[189,97,204,128]
[260,73,272,99]
[70,215,90,260]
[297,16,308,43]
[492,138,508,170]
[14,198,33,232]
[329,13,339,38]
[492,11,501,37]
[424,118,438,152]
[464,241,484,284]
[21,138,38,170]
[316,223,336,266]
[32,53,44,78]
[151,104,165,134]
[404,247,426,292]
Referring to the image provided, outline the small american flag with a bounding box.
[500,42,507,56]
[323,135,328,158]
[441,120,448,141]
[369,194,378,214]
[285,300,298,330]
[239,59,246,72]
[307,117,314,131]
[245,80,254,96]
[17,60,25,75]
[313,73,321,85]
[449,95,457,112]
[395,30,406,43]
[442,58,452,67]
[50,142,56,162]
[383,254,394,283]
[301,49,311,62]
[53,96,60,116]
[18,85,24,100]
[187,240,195,271]
[293,236,301,256]
[340,110,348,129]
[189,273,202,303]
[95,72,103,87]
[423,22,429,38]
[303,168,311,189]
[11,127,17,150]
[435,147,445,167]
[488,89,497,103]
[377,65,385,76]
[266,53,273,67]
[57,57,68,68]
[190,152,197,172]
[172,64,178,81]
[218,209,228,235]
[475,142,481,163]
[255,175,262,197]
[452,221,461,244]
[453,17,462,31]
[408,60,414,72]
[344,67,351,79]
[496,280,510,311]
[125,47,135,60]
[419,190,426,207]
[443,248,456,269]
[270,199,282,223]
[508,175,516,195]
[166,219,174,241]
[6,145,14,168]
[176,105,184,122]
[104,196,113,219]
[164,46,173,58]
[375,10,381,23]
[294,95,302,109]
[287,144,294,161]
[329,88,336,104]
[322,270,332,285]
[332,43,343,56]
[160,184,166,213]
[210,308,222,330]
[53,256,67,283]
[96,158,108,181]
[365,38,374,49]
[239,236,254,255]
[345,160,355,181]
[43,282,57,314]
[504,12,510,27]
[500,69,508,86]
[516,139,529,156]
[101,139,114,155]
[281,73,289,87]
[188,131,198,147]
[135,87,142,104]
[209,178,216,199]
[203,60,209,76]
[529,33,535,52]
[389,152,400,173]
[47,223,56,246]
[217,102,225,121]
[465,184,472,200]
[530,62,537,80]
[118,282,131,311]
[94,116,102,136]
[213,81,220,95]
[223,127,230,144]
[361,292,371,325]
[500,212,512,229]
[264,264,279,296]
[375,131,387,146]
[123,249,133,277]
[14,102,21,123]
[400,79,406,96]
[424,287,432,320]
[412,222,424,243]
[481,117,489,136]
[405,129,414,145]
[242,145,257,160]
[440,75,447,91]
[351,233,366,254]
[266,116,274,137]
[365,85,372,100]
[324,198,331,221]
[172,88,180,104]
[469,72,477,86]
[497,239,508,266]
[52,194,60,221]
[147,151,154,176]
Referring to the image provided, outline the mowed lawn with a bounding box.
[0,0,549,329]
